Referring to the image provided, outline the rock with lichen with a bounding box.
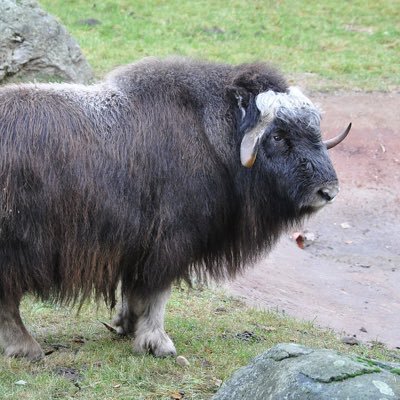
[0,0,92,84]
[212,343,400,399]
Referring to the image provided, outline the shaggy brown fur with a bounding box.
[0,57,339,358]
[0,58,287,305]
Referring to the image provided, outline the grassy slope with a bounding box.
[1,288,398,400]
[39,0,400,91]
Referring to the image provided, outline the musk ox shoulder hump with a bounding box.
[105,57,288,99]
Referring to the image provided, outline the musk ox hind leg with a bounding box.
[0,298,44,361]
[113,285,176,357]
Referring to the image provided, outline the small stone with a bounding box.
[341,222,351,229]
[176,355,190,367]
[360,327,368,333]
[341,336,360,345]
[212,377,223,387]
[15,380,27,385]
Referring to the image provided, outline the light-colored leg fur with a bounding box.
[0,299,44,361]
[113,286,176,357]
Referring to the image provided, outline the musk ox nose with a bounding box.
[317,184,339,202]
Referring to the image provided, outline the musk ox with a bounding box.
[0,57,350,360]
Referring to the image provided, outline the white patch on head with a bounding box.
[256,86,321,124]
[240,87,322,168]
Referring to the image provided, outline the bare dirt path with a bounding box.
[225,92,400,348]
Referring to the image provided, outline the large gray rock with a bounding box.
[213,343,400,400]
[0,0,93,83]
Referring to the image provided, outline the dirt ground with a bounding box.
[225,92,400,349]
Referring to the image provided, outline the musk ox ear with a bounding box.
[227,86,264,168]
[239,93,260,134]
[226,86,261,132]
[226,85,249,119]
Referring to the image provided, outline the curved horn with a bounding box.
[324,123,352,150]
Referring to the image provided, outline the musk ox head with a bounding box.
[236,86,351,214]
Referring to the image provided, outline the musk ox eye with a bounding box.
[273,135,283,142]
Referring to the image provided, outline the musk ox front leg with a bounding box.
[113,286,176,357]
[0,298,44,361]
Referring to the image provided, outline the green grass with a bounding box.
[1,287,398,400]
[38,0,400,91]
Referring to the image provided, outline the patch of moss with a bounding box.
[356,356,400,376]
[330,368,381,382]
[355,356,380,368]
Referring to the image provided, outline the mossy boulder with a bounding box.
[213,343,400,399]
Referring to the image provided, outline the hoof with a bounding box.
[5,339,44,361]
[133,330,177,358]
[112,310,135,336]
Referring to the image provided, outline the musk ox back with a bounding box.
[0,57,350,359]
